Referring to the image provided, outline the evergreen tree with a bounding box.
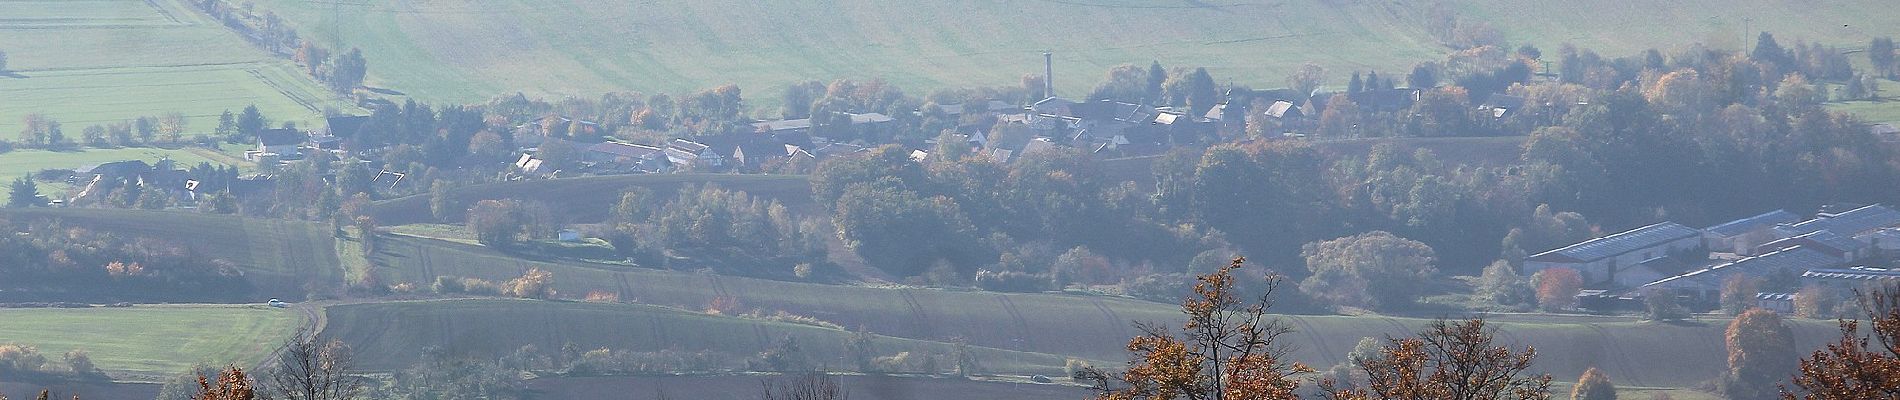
[1409,62,1440,88]
[237,105,266,142]
[9,175,45,208]
[1366,71,1382,90]
[216,110,237,136]
[1349,71,1365,94]
[1752,32,1790,72]
[1145,61,1167,104]
[1185,67,1218,115]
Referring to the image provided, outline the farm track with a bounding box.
[247,68,324,114]
[1584,323,1648,387]
[996,295,1034,351]
[614,273,634,301]
[1285,316,1338,363]
[897,289,934,339]
[1089,297,1133,341]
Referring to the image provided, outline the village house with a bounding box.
[1703,209,1800,255]
[252,128,304,160]
[751,112,895,143]
[586,142,670,172]
[1523,222,1703,287]
[665,138,724,169]
[1477,93,1526,119]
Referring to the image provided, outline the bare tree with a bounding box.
[760,372,848,400]
[264,327,364,400]
[1324,318,1552,400]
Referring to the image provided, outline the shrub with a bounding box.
[64,349,101,377]
[0,343,47,372]
[873,352,918,373]
[1644,288,1690,321]
[1065,358,1093,380]
[974,269,1050,293]
[431,276,465,294]
[582,290,620,303]
[706,296,743,315]
[461,278,504,296]
[504,268,556,299]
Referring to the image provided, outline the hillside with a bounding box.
[0,209,1849,389]
[246,0,1897,106]
[0,0,356,137]
[0,208,344,298]
[370,234,1836,388]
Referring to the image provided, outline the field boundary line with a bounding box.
[996,295,1034,351]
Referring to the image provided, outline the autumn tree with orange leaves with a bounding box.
[1782,286,1900,399]
[193,367,257,400]
[1321,318,1552,400]
[1079,256,1311,400]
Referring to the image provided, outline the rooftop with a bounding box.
[1779,204,1900,237]
[753,118,812,132]
[1645,246,1840,288]
[1761,229,1866,255]
[1704,209,1800,237]
[588,142,664,158]
[1529,222,1700,263]
[1803,266,1900,281]
[258,128,303,147]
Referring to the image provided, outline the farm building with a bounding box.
[1702,209,1799,255]
[1524,222,1703,287]
[665,139,723,168]
[1642,246,1842,300]
[1774,204,1900,239]
[1753,230,1871,262]
[1754,293,1795,314]
[1801,267,1900,296]
[586,142,669,172]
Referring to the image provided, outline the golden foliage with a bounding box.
[1085,257,1310,400]
[504,268,556,299]
[194,367,256,400]
[1782,287,1900,399]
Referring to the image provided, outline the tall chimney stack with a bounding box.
[1043,51,1055,99]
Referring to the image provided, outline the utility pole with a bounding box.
[1044,51,1055,100]
[1743,17,1753,51]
